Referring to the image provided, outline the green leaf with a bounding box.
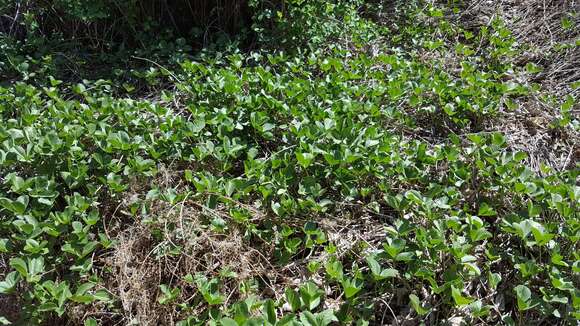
[469,227,492,242]
[93,289,112,302]
[394,252,414,262]
[478,202,496,216]
[84,318,97,326]
[55,281,72,308]
[366,255,381,275]
[0,272,20,294]
[527,201,541,217]
[219,318,238,326]
[0,195,29,215]
[488,272,502,289]
[451,285,474,306]
[513,220,533,239]
[9,258,27,278]
[299,282,322,310]
[28,257,45,282]
[366,256,399,280]
[299,310,337,326]
[529,221,554,245]
[341,278,363,298]
[514,285,537,311]
[409,294,430,315]
[296,152,315,169]
[550,275,574,291]
[0,239,8,253]
[190,119,206,133]
[468,300,490,317]
[263,299,277,325]
[271,202,283,216]
[285,288,302,312]
[324,259,343,280]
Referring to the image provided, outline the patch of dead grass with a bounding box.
[445,0,579,171]
[94,200,277,325]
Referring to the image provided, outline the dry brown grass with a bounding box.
[98,203,265,325]
[453,0,579,171]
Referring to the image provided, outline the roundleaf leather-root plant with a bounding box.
[0,0,578,325]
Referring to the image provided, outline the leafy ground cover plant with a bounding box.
[0,0,578,325]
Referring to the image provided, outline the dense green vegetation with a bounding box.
[0,0,578,325]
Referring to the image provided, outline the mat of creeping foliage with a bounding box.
[0,1,578,325]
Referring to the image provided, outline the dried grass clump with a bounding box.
[504,0,579,97]
[459,0,579,96]
[112,226,163,325]
[488,99,578,172]
[456,0,579,171]
[100,200,276,325]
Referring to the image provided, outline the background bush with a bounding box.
[1,0,252,44]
